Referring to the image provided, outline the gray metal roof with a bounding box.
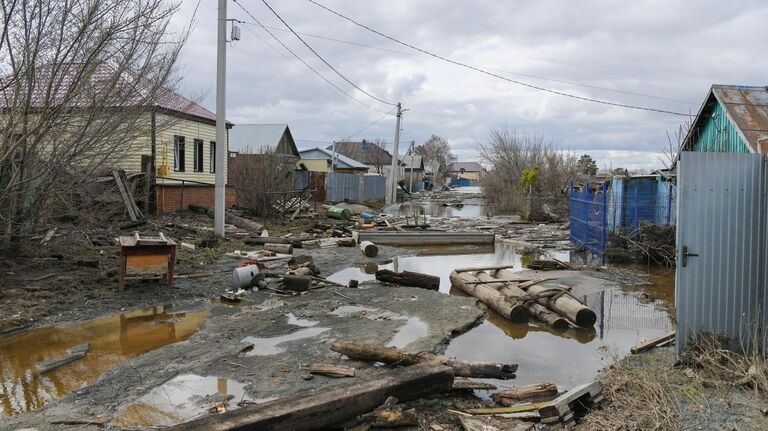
[449,161,484,172]
[684,85,768,152]
[298,147,369,170]
[399,155,423,170]
[229,124,299,155]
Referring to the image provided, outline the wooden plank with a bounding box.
[463,278,532,285]
[307,363,355,378]
[537,381,601,422]
[631,331,675,354]
[493,382,558,405]
[120,169,144,219]
[166,364,454,431]
[454,265,517,273]
[114,169,138,221]
[37,344,90,372]
[465,402,549,415]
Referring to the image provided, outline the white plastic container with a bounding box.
[232,265,260,289]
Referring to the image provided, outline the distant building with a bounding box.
[399,154,425,191]
[682,85,768,154]
[298,147,369,174]
[228,124,299,157]
[326,140,401,174]
[449,161,486,181]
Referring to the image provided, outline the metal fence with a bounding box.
[363,175,386,201]
[569,183,607,262]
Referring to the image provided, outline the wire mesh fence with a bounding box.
[569,183,607,262]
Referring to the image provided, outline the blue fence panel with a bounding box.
[327,172,360,202]
[569,183,607,261]
[451,178,471,187]
[606,177,624,231]
[412,181,425,192]
[363,175,386,200]
[655,179,676,225]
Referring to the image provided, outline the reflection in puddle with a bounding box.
[387,318,429,348]
[330,306,429,348]
[0,305,209,416]
[241,327,330,356]
[327,243,569,293]
[114,374,270,427]
[384,197,490,219]
[446,288,674,388]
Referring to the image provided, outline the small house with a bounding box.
[298,147,369,174]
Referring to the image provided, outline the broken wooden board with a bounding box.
[452,378,497,391]
[537,381,603,427]
[493,382,558,405]
[37,344,90,373]
[631,331,675,354]
[307,363,355,378]
[166,364,454,431]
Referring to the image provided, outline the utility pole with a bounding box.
[214,0,227,237]
[386,103,403,205]
[408,140,415,194]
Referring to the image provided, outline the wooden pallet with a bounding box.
[537,382,603,427]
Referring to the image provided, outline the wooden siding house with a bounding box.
[298,147,369,173]
[681,85,768,154]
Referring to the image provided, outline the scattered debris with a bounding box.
[307,363,356,378]
[492,382,559,405]
[375,269,440,290]
[631,331,675,354]
[359,240,378,258]
[37,344,90,373]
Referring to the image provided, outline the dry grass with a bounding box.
[578,353,684,430]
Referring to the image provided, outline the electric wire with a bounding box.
[260,0,397,107]
[232,0,393,115]
[305,0,691,116]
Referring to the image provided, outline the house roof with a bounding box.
[229,124,299,156]
[683,85,768,152]
[298,147,369,170]
[327,141,397,165]
[0,62,224,124]
[399,155,424,170]
[450,161,484,172]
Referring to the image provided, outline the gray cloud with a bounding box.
[171,0,768,170]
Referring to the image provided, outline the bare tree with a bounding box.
[660,119,692,171]
[416,135,456,181]
[0,0,188,248]
[479,127,578,213]
[233,146,297,217]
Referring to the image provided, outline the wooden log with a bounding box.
[475,272,569,330]
[458,415,534,431]
[375,269,440,291]
[497,269,597,328]
[189,204,264,233]
[454,264,517,273]
[307,363,356,378]
[337,237,357,247]
[37,344,90,373]
[282,275,311,292]
[492,382,558,405]
[244,237,302,247]
[452,378,497,391]
[631,331,675,354]
[360,241,378,257]
[449,271,528,323]
[331,340,516,379]
[264,243,293,254]
[166,364,454,431]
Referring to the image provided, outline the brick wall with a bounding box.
[155,184,235,214]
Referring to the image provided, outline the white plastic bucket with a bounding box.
[232,265,260,289]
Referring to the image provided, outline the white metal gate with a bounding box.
[676,152,767,353]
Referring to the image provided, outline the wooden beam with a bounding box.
[166,364,454,431]
[631,331,675,354]
[454,265,517,273]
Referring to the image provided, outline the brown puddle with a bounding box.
[0,305,209,416]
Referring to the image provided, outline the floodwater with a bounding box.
[386,198,491,219]
[329,305,429,348]
[241,327,330,356]
[0,305,209,416]
[326,243,676,389]
[113,373,273,428]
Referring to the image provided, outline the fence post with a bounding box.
[601,182,607,264]
[666,181,673,225]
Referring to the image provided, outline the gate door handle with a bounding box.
[682,246,698,267]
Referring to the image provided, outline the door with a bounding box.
[676,152,765,354]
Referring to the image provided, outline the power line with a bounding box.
[295,108,397,146]
[242,20,693,106]
[259,0,397,107]
[305,0,691,116]
[231,1,392,115]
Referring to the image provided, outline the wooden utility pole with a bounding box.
[386,103,403,205]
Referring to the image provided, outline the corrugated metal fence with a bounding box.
[327,172,360,203]
[676,152,768,353]
[363,175,386,200]
[569,183,607,261]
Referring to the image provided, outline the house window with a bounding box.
[209,141,216,173]
[193,139,203,172]
[174,135,185,172]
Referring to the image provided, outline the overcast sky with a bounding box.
[171,0,768,171]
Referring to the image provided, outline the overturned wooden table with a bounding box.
[117,233,177,291]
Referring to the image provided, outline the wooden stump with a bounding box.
[360,241,378,257]
[264,243,293,254]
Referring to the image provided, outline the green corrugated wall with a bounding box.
[691,102,750,153]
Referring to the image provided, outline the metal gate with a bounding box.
[676,152,767,353]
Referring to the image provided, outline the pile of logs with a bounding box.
[449,265,597,329]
